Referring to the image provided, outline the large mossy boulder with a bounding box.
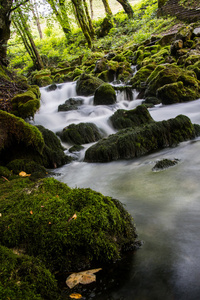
[0,111,44,165]
[144,64,200,102]
[36,125,70,168]
[0,245,60,300]
[85,115,198,162]
[0,177,139,272]
[11,86,41,119]
[58,122,102,145]
[0,111,69,168]
[110,105,154,130]
[94,83,116,105]
[30,69,52,87]
[157,80,200,104]
[76,74,104,96]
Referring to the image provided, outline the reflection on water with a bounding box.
[35,82,200,299]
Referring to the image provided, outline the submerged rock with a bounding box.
[58,122,103,145]
[110,105,154,130]
[0,177,140,272]
[152,158,179,171]
[85,115,197,163]
[58,97,84,112]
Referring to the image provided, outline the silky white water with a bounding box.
[33,82,200,299]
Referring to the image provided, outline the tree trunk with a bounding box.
[30,0,43,39]
[0,0,13,66]
[72,0,92,48]
[13,9,44,70]
[46,0,71,36]
[116,0,134,18]
[83,0,95,38]
[102,0,112,16]
[89,0,94,19]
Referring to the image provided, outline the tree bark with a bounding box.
[46,0,71,36]
[30,0,43,39]
[0,0,13,66]
[13,8,44,70]
[83,0,95,38]
[116,0,134,18]
[102,0,112,16]
[89,0,94,19]
[72,0,92,48]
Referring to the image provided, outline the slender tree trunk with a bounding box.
[83,0,95,38]
[72,0,92,48]
[102,0,112,16]
[30,0,43,39]
[89,0,94,19]
[116,0,134,18]
[14,9,44,70]
[46,0,71,36]
[0,0,13,66]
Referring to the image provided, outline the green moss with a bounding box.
[0,166,12,178]
[58,122,102,145]
[0,245,60,300]
[110,105,154,130]
[94,83,116,105]
[11,88,41,119]
[130,64,156,89]
[7,159,47,179]
[0,177,138,272]
[85,115,197,162]
[76,73,104,96]
[0,111,44,157]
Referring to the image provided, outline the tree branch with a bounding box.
[10,0,30,12]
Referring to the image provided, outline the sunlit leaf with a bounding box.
[68,213,77,222]
[30,210,33,215]
[69,293,82,299]
[66,268,102,288]
[19,171,31,177]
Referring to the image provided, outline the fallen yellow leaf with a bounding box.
[66,268,102,289]
[68,213,77,222]
[19,171,31,177]
[69,293,82,299]
[30,210,33,215]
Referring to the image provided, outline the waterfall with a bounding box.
[33,81,200,300]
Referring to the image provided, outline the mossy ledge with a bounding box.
[85,115,199,163]
[0,177,139,275]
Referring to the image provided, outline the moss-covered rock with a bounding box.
[0,111,44,165]
[145,64,199,99]
[58,97,84,112]
[152,158,179,171]
[31,69,52,87]
[110,105,154,130]
[129,64,156,89]
[76,74,104,96]
[36,125,70,168]
[7,159,47,179]
[0,166,12,178]
[58,122,102,145]
[97,15,114,37]
[94,83,116,105]
[0,245,61,300]
[0,177,139,272]
[84,115,197,162]
[157,80,200,104]
[11,86,41,119]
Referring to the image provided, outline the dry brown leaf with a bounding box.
[66,268,102,289]
[19,171,31,177]
[69,293,82,299]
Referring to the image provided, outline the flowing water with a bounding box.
[33,81,200,300]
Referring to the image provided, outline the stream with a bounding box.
[33,81,200,300]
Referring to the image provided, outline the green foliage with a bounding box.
[0,177,137,272]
